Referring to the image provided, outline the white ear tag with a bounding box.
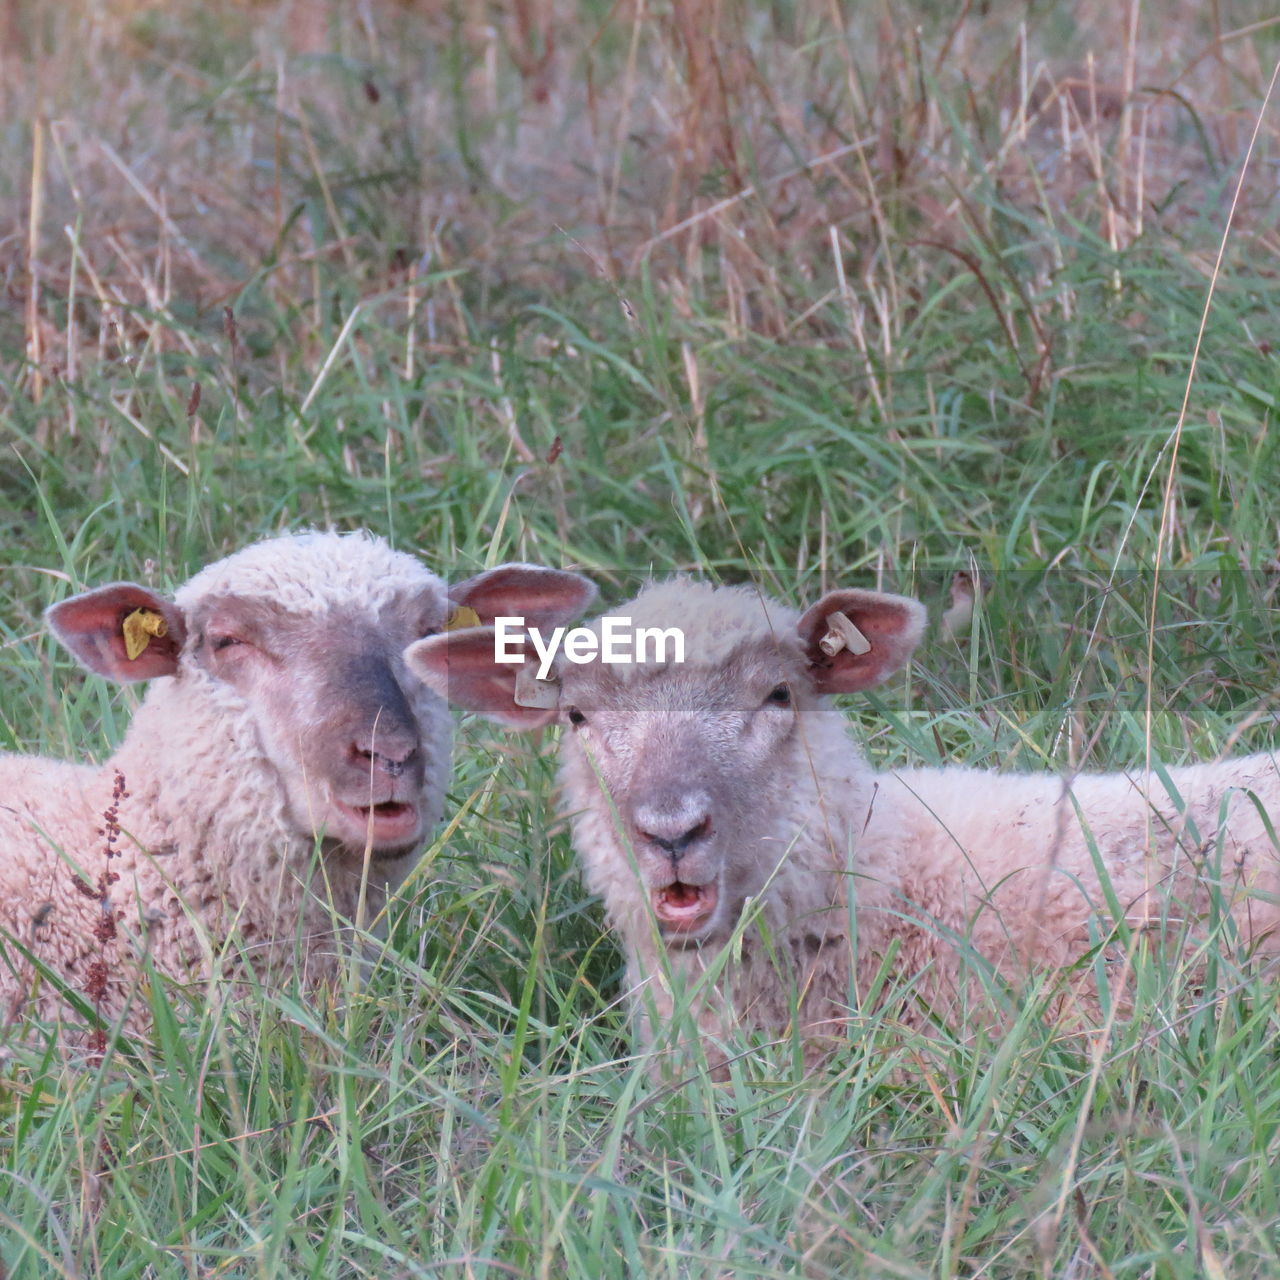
[819,610,872,658]
[513,664,560,709]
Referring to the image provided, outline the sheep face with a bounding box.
[183,591,444,858]
[47,534,598,865]
[407,578,926,946]
[555,636,817,945]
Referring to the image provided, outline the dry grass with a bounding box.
[4,0,1278,425]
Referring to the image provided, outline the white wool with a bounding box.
[0,531,452,1044]
[175,529,429,614]
[552,579,1280,1062]
[577,578,802,680]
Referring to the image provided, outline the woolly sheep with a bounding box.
[0,530,595,1044]
[406,578,1280,1059]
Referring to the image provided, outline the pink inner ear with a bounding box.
[450,565,597,630]
[405,628,557,730]
[798,589,927,695]
[46,583,185,684]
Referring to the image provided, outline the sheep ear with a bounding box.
[46,583,187,684]
[405,627,559,730]
[798,589,926,694]
[447,564,597,631]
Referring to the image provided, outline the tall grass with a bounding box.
[2,0,1280,1275]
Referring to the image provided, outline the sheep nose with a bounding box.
[634,793,713,861]
[350,734,419,778]
[640,818,712,860]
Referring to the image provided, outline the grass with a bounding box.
[3,0,1280,1274]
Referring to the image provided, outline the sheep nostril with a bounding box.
[684,816,712,845]
[351,742,419,776]
[639,816,712,861]
[378,750,418,778]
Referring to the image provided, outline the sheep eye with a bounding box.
[211,635,243,652]
[420,625,441,639]
[765,684,791,706]
[566,707,587,727]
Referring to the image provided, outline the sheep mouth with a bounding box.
[652,880,719,935]
[333,799,422,851]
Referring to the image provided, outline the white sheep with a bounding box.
[0,530,595,1045]
[406,578,1280,1060]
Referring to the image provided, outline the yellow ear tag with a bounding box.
[122,608,168,661]
[445,605,482,632]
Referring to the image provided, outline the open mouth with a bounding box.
[334,799,421,849]
[651,880,719,935]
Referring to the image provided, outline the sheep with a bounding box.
[405,577,1280,1061]
[0,530,596,1045]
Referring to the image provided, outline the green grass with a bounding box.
[3,0,1280,1274]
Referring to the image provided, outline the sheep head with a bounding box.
[406,579,925,945]
[47,534,595,864]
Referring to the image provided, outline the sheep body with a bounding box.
[409,578,1280,1055]
[0,530,454,1037]
[0,532,596,1041]
[585,590,1280,1047]
[0,755,245,1029]
[874,760,1280,986]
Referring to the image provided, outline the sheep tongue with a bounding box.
[653,881,717,932]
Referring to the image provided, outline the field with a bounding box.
[3,0,1280,1275]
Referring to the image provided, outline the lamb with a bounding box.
[0,530,595,1045]
[405,578,1280,1060]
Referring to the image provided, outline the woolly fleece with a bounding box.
[556,581,1280,1056]
[0,531,451,1042]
